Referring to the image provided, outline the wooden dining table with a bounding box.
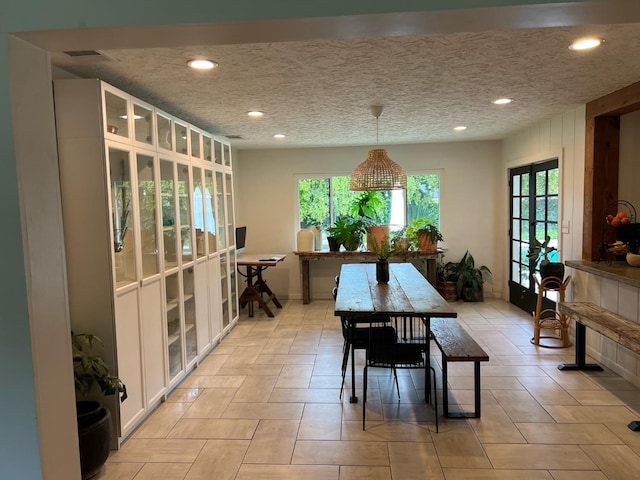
[334,262,457,403]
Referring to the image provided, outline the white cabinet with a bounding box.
[54,78,236,445]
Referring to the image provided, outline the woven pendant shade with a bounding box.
[350,105,406,191]
[350,149,407,191]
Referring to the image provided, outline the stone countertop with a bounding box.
[565,260,640,288]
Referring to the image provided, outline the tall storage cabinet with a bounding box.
[54,78,238,446]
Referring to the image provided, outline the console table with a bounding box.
[294,250,440,304]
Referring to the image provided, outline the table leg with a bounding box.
[238,266,275,317]
[301,259,310,304]
[255,268,282,308]
[425,258,436,287]
[350,319,358,403]
[557,321,603,371]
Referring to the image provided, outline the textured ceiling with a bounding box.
[51,23,640,149]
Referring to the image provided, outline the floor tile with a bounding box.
[443,468,553,479]
[131,402,191,438]
[108,439,206,463]
[298,403,343,440]
[483,444,598,470]
[131,463,191,479]
[579,444,640,478]
[236,464,339,480]
[338,465,391,480]
[432,424,491,468]
[515,422,623,444]
[387,441,443,479]
[222,402,305,419]
[184,439,249,480]
[243,419,300,464]
[292,440,389,465]
[167,418,258,439]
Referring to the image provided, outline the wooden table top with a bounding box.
[334,263,457,318]
[237,253,286,267]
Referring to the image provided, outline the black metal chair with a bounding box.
[331,287,396,400]
[362,315,438,432]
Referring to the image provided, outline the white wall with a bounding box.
[236,141,503,301]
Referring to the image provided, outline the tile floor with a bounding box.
[99,298,640,479]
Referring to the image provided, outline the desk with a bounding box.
[334,262,457,403]
[295,250,440,304]
[237,253,286,317]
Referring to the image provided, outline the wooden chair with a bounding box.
[531,275,572,348]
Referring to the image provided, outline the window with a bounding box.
[298,173,440,233]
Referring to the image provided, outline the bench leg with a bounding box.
[558,321,603,371]
[445,361,482,419]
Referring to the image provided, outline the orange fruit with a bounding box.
[611,218,622,227]
[617,211,627,219]
[621,216,630,224]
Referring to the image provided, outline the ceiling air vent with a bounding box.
[64,50,102,57]
[225,135,243,139]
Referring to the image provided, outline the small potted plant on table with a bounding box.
[369,234,397,283]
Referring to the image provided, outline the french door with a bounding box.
[509,159,559,313]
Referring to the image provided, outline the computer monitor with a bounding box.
[235,226,247,252]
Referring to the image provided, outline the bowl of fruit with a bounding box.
[606,211,631,227]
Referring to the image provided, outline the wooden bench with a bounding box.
[430,318,490,418]
[558,302,640,431]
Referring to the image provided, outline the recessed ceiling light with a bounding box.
[187,59,218,70]
[247,111,265,118]
[453,126,467,131]
[119,113,144,120]
[569,37,603,51]
[493,98,513,105]
[274,134,286,139]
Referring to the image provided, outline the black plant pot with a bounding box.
[540,262,565,288]
[376,259,390,283]
[462,285,484,302]
[327,236,340,252]
[77,401,113,480]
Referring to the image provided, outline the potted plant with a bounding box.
[453,251,492,302]
[406,219,443,253]
[527,235,563,286]
[436,259,458,302]
[73,332,127,480]
[369,234,397,283]
[390,227,411,254]
[327,216,367,251]
[350,191,389,251]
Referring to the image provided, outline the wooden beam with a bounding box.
[586,80,640,119]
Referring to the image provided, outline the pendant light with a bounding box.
[350,105,406,191]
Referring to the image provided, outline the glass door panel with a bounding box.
[228,248,238,320]
[215,171,226,250]
[214,140,222,165]
[192,167,206,259]
[190,129,201,159]
[104,90,129,139]
[133,103,153,146]
[223,144,231,167]
[183,267,197,364]
[220,253,229,327]
[160,159,178,270]
[177,164,193,263]
[225,172,235,248]
[137,153,160,277]
[203,136,212,162]
[165,272,183,381]
[204,170,217,253]
[175,122,188,155]
[157,113,172,150]
[108,146,136,288]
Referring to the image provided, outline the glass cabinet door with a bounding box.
[224,144,231,167]
[104,90,129,140]
[203,135,212,162]
[215,171,226,250]
[175,122,188,155]
[137,153,160,277]
[157,113,172,151]
[228,248,238,320]
[214,140,222,165]
[165,272,183,381]
[177,164,193,263]
[108,146,137,288]
[192,167,206,259]
[225,172,235,248]
[133,103,153,146]
[160,159,178,270]
[204,170,217,253]
[190,129,201,159]
[220,253,229,327]
[183,267,197,365]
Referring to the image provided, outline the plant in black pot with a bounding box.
[527,236,563,287]
[454,251,492,302]
[73,332,127,479]
[369,234,397,283]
